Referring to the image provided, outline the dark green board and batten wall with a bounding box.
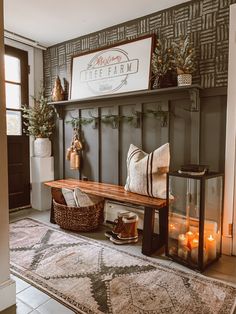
[44,0,232,182]
[51,86,226,184]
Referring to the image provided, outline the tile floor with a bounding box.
[3,208,236,314]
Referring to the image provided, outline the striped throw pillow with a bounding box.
[124,143,170,199]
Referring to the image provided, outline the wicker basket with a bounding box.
[53,199,105,232]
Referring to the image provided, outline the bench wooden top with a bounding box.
[45,179,166,209]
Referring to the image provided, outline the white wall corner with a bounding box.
[0,279,16,312]
[223,3,236,253]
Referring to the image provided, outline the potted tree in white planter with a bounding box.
[172,36,197,87]
[22,93,56,157]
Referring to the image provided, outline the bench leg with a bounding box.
[159,206,168,254]
[142,207,155,256]
[142,206,167,256]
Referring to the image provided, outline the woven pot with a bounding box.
[34,138,51,157]
[177,74,192,87]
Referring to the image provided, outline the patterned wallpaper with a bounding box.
[43,0,236,97]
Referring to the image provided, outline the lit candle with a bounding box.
[206,234,217,261]
[190,237,199,264]
[191,238,199,249]
[186,231,194,246]
[191,247,208,265]
[178,234,187,248]
[178,246,190,260]
[169,223,178,239]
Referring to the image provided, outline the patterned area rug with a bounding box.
[10,219,236,314]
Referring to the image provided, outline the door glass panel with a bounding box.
[4,55,21,83]
[6,110,22,135]
[5,83,21,109]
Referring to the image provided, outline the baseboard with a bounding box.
[222,235,233,255]
[0,279,16,311]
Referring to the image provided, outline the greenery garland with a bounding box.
[66,110,168,128]
[67,117,94,129]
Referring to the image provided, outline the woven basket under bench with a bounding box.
[53,199,105,232]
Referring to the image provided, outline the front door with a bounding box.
[5,45,30,209]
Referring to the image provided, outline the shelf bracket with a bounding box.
[161,113,168,127]
[54,105,64,120]
[92,117,99,129]
[133,111,141,128]
[188,88,200,112]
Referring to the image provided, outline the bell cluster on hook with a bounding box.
[66,128,83,170]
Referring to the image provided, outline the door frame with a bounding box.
[5,44,30,209]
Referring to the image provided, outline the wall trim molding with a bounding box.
[222,235,233,255]
[0,279,16,312]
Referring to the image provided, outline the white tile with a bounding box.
[16,298,33,314]
[11,275,31,294]
[36,299,74,314]
[17,286,50,309]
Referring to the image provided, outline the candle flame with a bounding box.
[208,234,214,241]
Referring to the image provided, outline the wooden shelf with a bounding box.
[49,84,202,107]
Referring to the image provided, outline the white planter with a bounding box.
[34,138,51,157]
[177,74,192,87]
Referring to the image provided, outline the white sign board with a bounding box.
[70,36,153,100]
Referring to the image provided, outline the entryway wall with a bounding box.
[224,3,236,255]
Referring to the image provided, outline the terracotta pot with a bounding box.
[34,138,51,157]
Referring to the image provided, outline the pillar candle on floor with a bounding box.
[206,234,217,260]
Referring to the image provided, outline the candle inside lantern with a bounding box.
[178,234,187,248]
[178,246,189,260]
[206,234,217,261]
[186,231,194,246]
[169,223,178,239]
[190,237,199,264]
[191,237,199,249]
[191,246,208,264]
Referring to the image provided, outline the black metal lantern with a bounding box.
[166,171,224,271]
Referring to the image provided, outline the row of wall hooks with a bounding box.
[66,108,169,129]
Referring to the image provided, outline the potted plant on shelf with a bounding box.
[22,92,56,157]
[172,36,197,86]
[151,38,176,89]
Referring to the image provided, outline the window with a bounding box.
[4,47,28,136]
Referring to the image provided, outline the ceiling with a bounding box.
[4,0,189,47]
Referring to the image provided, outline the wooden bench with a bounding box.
[44,179,167,256]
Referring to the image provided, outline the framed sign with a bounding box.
[70,35,154,100]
